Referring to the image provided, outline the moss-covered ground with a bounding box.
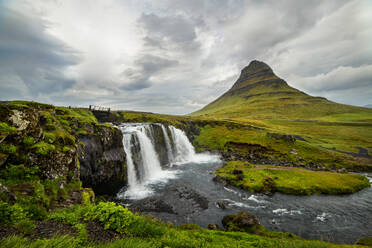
[0,202,365,248]
[193,124,372,171]
[216,161,370,195]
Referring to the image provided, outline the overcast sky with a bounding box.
[0,0,371,114]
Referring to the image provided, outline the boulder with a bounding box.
[222,211,260,233]
[267,133,296,143]
[216,201,227,210]
[208,224,221,230]
[78,125,126,195]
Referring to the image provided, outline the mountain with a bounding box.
[364,104,372,108]
[191,60,372,121]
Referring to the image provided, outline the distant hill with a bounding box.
[191,60,372,121]
[364,104,372,108]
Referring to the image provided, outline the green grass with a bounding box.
[194,124,372,171]
[119,111,188,126]
[216,161,370,195]
[0,202,360,248]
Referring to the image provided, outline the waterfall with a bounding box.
[117,123,219,199]
[169,126,196,164]
[122,133,137,188]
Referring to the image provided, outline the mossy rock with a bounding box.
[222,211,260,233]
[357,237,372,246]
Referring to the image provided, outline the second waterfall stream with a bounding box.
[117,123,220,199]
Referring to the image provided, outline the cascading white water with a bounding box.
[117,123,219,199]
[136,126,163,180]
[122,133,138,188]
[169,126,196,163]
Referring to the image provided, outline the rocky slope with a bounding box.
[0,101,127,215]
[77,124,126,195]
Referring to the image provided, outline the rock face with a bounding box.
[78,125,126,195]
[148,124,171,167]
[0,102,127,198]
[231,60,277,90]
[0,104,79,181]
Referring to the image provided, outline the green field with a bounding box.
[216,161,370,195]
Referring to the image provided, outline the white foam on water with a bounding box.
[272,208,302,215]
[246,195,267,203]
[315,212,332,222]
[222,199,254,209]
[169,125,220,165]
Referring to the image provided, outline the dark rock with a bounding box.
[130,198,175,214]
[208,224,221,230]
[222,211,260,232]
[213,175,227,185]
[262,176,275,195]
[216,201,227,210]
[0,183,17,203]
[232,169,243,175]
[78,125,126,195]
[128,183,208,216]
[233,60,276,88]
[267,132,296,143]
[236,174,244,181]
[150,124,171,167]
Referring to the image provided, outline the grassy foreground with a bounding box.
[0,202,364,248]
[216,161,370,195]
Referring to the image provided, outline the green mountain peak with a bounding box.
[191,60,371,120]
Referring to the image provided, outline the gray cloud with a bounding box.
[139,13,202,53]
[121,55,179,91]
[0,6,79,99]
[0,0,371,112]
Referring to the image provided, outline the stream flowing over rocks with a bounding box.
[114,123,372,244]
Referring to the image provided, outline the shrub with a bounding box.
[84,202,136,234]
[1,164,39,181]
[63,146,70,153]
[0,143,17,154]
[44,132,56,143]
[81,189,94,205]
[32,142,55,155]
[23,136,35,146]
[0,122,17,134]
[0,202,27,224]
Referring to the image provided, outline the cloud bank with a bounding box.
[0,0,371,113]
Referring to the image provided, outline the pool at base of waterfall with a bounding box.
[116,123,372,244]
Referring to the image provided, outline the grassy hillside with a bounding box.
[187,60,371,171]
[191,60,372,122]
